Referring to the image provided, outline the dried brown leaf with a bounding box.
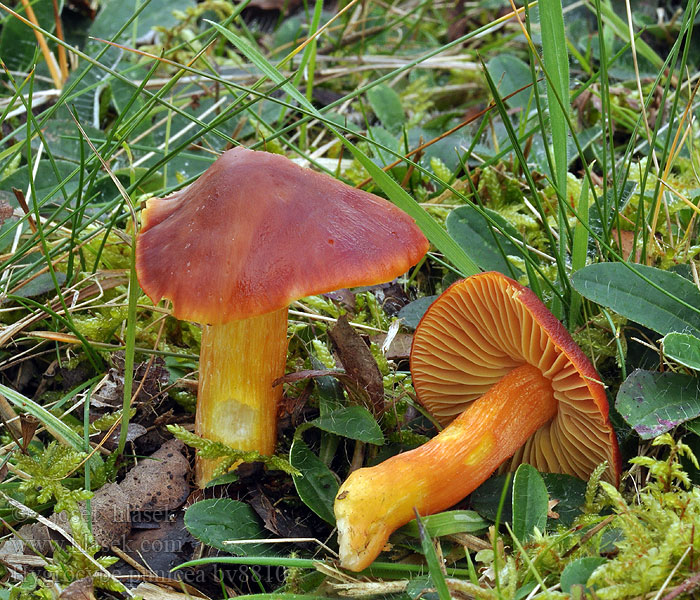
[328,315,384,416]
[0,199,12,225]
[249,486,313,540]
[119,439,190,512]
[60,577,96,600]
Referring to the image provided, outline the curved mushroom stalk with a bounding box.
[196,308,288,485]
[334,363,556,572]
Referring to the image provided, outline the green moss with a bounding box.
[82,231,131,270]
[170,389,197,413]
[311,339,336,369]
[71,305,128,342]
[512,436,700,599]
[89,408,135,434]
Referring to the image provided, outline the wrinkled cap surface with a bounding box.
[136,147,429,324]
[410,272,621,484]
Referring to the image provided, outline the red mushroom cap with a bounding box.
[410,272,621,484]
[136,147,429,324]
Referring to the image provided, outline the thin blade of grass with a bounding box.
[0,383,85,450]
[539,0,569,305]
[68,110,139,457]
[479,57,566,301]
[569,177,590,326]
[586,0,663,70]
[414,510,451,600]
[173,555,473,578]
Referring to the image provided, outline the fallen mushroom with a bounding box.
[334,271,621,571]
[136,147,428,486]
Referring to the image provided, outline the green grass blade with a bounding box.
[0,384,85,450]
[587,0,663,70]
[539,0,569,280]
[414,511,452,600]
[569,177,590,326]
[173,555,473,579]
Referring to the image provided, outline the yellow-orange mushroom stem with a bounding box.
[195,307,288,486]
[334,363,557,572]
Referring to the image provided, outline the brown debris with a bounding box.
[102,423,148,451]
[369,332,413,362]
[59,577,96,600]
[92,354,170,409]
[117,512,196,580]
[0,198,12,225]
[328,315,385,416]
[4,440,190,558]
[249,486,313,540]
[119,439,190,512]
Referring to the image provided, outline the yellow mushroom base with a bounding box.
[334,363,557,571]
[195,308,288,487]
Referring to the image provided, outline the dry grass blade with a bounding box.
[11,0,62,88]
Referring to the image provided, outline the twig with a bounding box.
[661,570,700,600]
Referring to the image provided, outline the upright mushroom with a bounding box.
[136,147,428,486]
[334,271,620,571]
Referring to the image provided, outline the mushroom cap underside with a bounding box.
[410,272,621,484]
[136,147,429,324]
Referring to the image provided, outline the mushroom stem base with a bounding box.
[334,363,557,571]
[195,308,288,487]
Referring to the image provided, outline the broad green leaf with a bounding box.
[514,582,538,600]
[662,332,700,370]
[89,0,195,42]
[616,369,700,439]
[366,84,405,133]
[184,498,271,555]
[538,473,587,527]
[570,263,700,337]
[560,557,606,594]
[368,125,400,168]
[69,0,196,122]
[404,578,436,599]
[0,160,79,214]
[486,55,534,112]
[310,406,383,445]
[589,182,636,241]
[471,472,586,528]
[25,117,103,164]
[512,464,548,542]
[397,295,438,330]
[13,271,67,299]
[446,206,524,276]
[398,510,488,538]
[0,0,58,73]
[686,419,700,436]
[290,439,338,524]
